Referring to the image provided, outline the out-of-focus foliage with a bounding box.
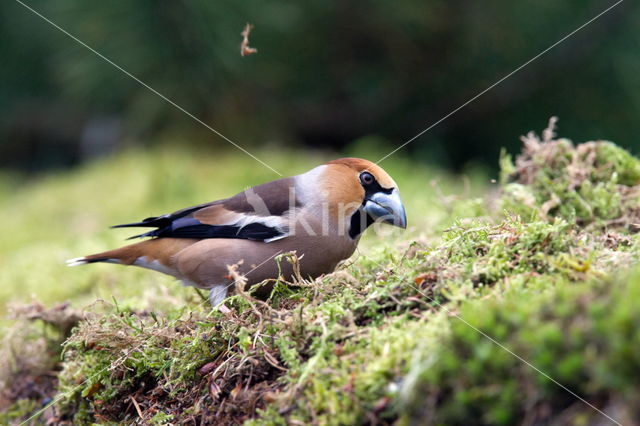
[1,0,638,170]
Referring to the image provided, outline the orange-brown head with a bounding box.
[317,158,407,237]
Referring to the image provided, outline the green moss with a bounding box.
[56,305,225,422]
[246,215,628,424]
[149,411,174,424]
[399,266,640,425]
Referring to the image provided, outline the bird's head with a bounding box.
[314,158,407,238]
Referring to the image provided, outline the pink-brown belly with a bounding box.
[174,236,357,294]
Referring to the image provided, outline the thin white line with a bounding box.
[368,257,622,425]
[19,251,283,425]
[439,310,622,425]
[416,287,622,425]
[376,0,624,165]
[13,0,283,177]
[18,365,110,426]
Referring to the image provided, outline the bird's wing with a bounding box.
[113,177,298,242]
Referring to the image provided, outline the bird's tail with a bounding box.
[66,246,139,267]
[66,238,193,268]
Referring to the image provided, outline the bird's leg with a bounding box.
[208,285,229,306]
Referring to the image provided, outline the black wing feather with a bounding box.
[127,222,283,241]
[113,176,297,242]
[112,205,208,230]
[116,204,285,242]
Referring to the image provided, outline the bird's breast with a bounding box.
[174,234,358,293]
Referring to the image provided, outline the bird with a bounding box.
[67,158,407,305]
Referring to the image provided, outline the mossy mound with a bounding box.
[9,214,633,425]
[57,302,281,424]
[500,117,640,227]
[3,125,640,425]
[400,267,640,425]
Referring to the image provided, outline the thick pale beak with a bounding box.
[363,189,407,229]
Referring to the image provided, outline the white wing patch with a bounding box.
[226,214,289,242]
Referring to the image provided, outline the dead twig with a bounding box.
[240,23,257,57]
[130,395,143,419]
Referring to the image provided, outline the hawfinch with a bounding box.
[68,158,407,305]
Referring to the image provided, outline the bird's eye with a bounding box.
[360,172,375,186]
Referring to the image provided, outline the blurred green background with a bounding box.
[0,0,637,312]
[1,0,637,172]
[1,3,638,421]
